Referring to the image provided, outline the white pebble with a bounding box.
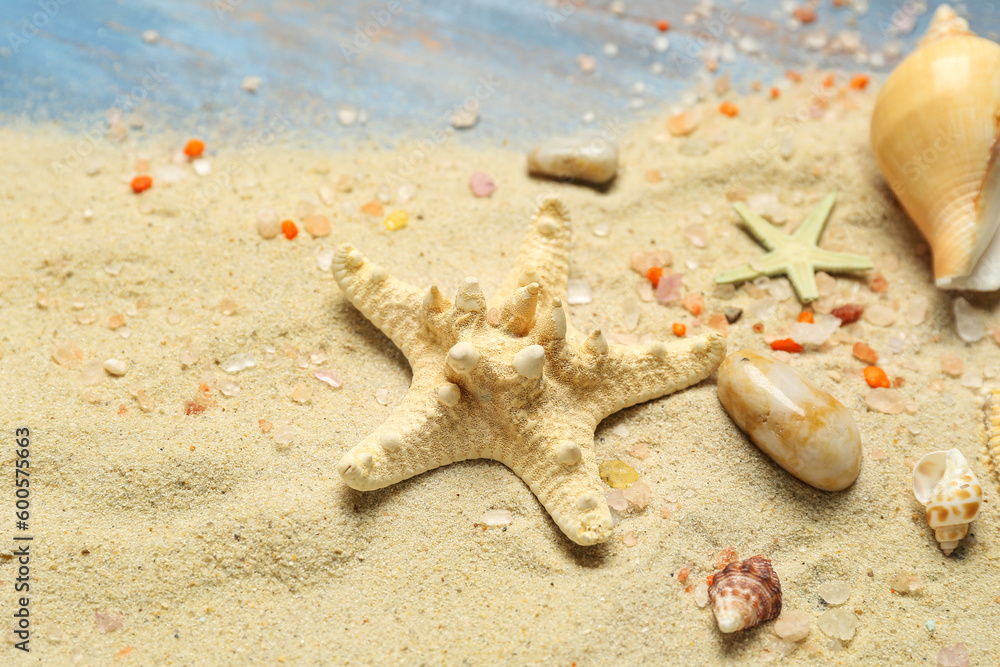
[103,359,128,376]
[273,424,295,445]
[481,509,513,526]
[221,353,256,373]
[142,29,160,44]
[567,279,593,305]
[653,35,670,52]
[337,105,359,126]
[953,297,984,342]
[192,159,211,176]
[694,583,709,607]
[240,76,262,93]
[775,610,811,641]
[216,378,239,396]
[316,247,335,271]
[864,304,897,327]
[818,608,858,641]
[817,580,851,605]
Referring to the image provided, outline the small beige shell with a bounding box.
[527,134,618,184]
[708,555,782,633]
[870,5,1000,290]
[912,448,982,555]
[986,390,1000,486]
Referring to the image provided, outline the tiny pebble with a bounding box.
[469,172,497,197]
[304,214,331,237]
[316,247,335,271]
[291,382,313,403]
[684,223,707,248]
[482,509,513,526]
[905,295,929,325]
[818,608,858,641]
[313,369,343,388]
[936,643,970,667]
[694,582,709,607]
[607,489,628,512]
[221,353,256,373]
[567,279,593,305]
[817,581,851,605]
[103,359,127,376]
[273,424,295,445]
[192,159,211,176]
[724,307,743,324]
[941,354,964,377]
[337,105,359,126]
[953,297,984,342]
[623,481,651,509]
[865,388,904,414]
[450,101,479,129]
[240,76,262,93]
[629,442,649,460]
[775,610,811,642]
[864,304,896,327]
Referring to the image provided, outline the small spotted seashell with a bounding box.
[708,555,782,633]
[912,448,982,555]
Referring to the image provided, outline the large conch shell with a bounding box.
[870,5,1000,290]
[912,448,982,555]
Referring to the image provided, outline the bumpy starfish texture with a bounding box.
[331,197,727,546]
[715,191,873,302]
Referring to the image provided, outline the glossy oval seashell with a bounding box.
[708,555,782,633]
[716,350,862,491]
[912,448,982,555]
[870,4,1000,291]
[527,134,618,184]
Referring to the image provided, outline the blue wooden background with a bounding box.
[1,0,998,147]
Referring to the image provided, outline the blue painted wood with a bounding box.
[1,1,998,145]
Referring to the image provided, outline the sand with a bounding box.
[2,73,1000,665]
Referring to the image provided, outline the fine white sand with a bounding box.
[1,73,999,664]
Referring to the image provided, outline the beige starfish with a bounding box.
[331,197,727,545]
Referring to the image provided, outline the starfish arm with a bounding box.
[715,263,762,284]
[332,244,426,359]
[497,197,571,309]
[336,374,476,491]
[806,248,874,272]
[786,260,821,302]
[498,410,613,546]
[588,333,727,422]
[733,203,789,251]
[791,191,837,246]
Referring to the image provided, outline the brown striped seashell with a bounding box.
[870,5,1000,290]
[912,448,982,555]
[708,555,782,633]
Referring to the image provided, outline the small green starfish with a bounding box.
[714,191,873,302]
